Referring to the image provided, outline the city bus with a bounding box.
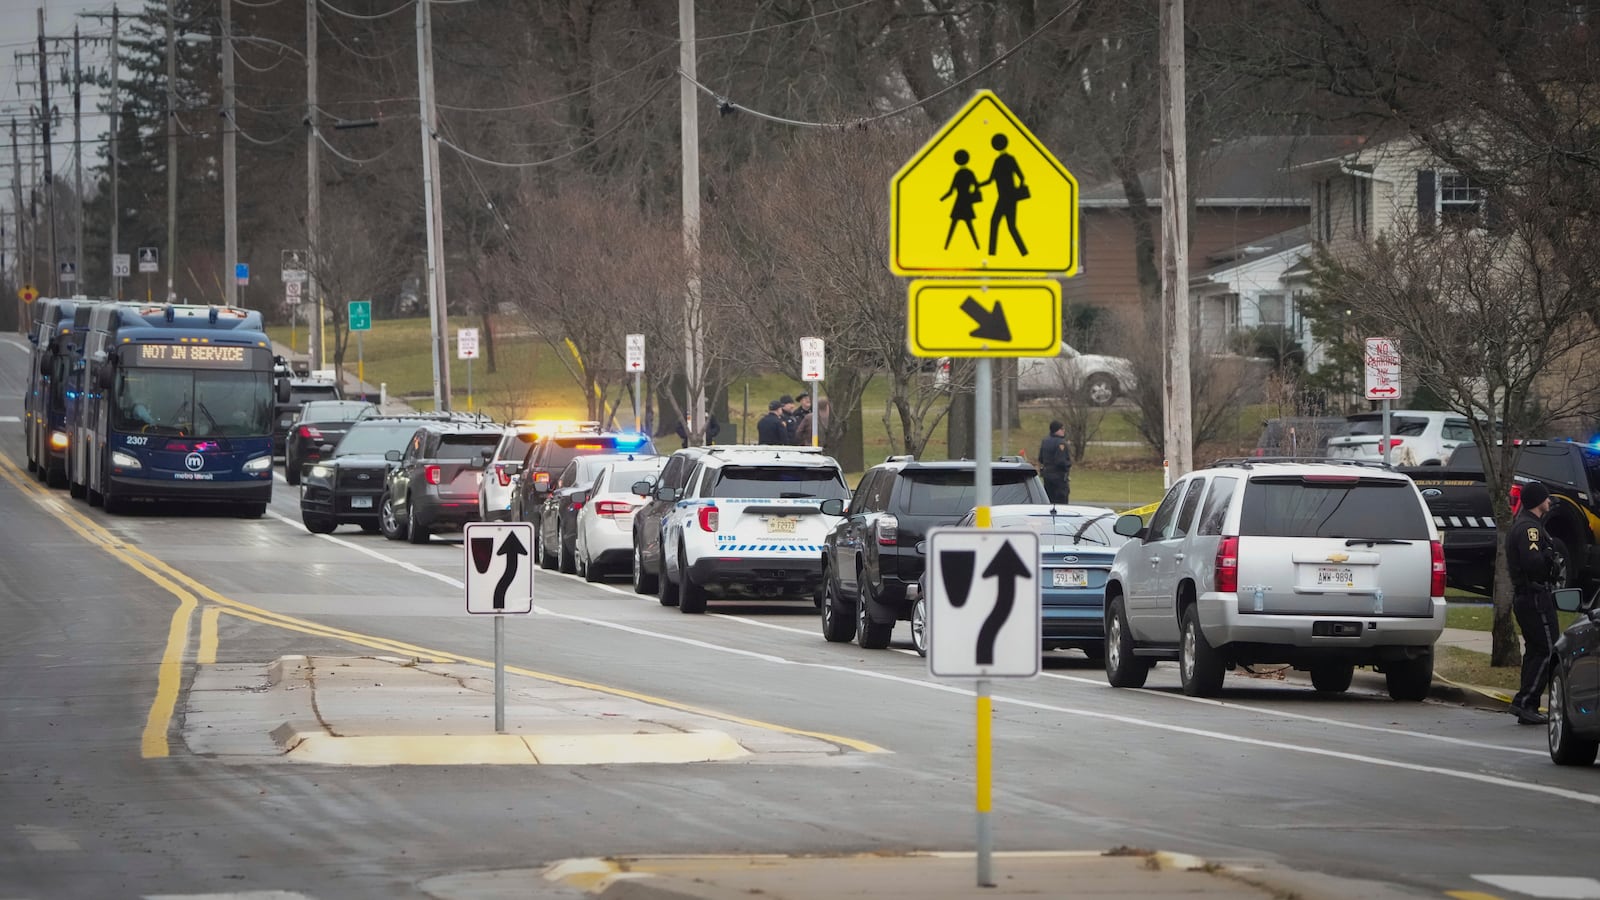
[23,297,85,487]
[73,303,285,516]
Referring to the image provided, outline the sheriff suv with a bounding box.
[817,456,1049,649]
[645,445,849,614]
[1103,458,1445,700]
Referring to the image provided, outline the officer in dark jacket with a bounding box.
[1506,480,1560,725]
[756,400,788,445]
[1038,420,1072,505]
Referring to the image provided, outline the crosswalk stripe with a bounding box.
[1472,875,1600,899]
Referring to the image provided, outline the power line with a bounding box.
[316,126,400,164]
[434,75,670,169]
[694,0,878,42]
[317,10,406,61]
[436,43,673,113]
[317,0,414,20]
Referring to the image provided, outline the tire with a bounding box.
[1549,667,1600,766]
[87,484,103,508]
[632,540,659,594]
[285,459,301,486]
[678,546,708,614]
[360,522,381,534]
[558,524,576,574]
[237,503,267,519]
[303,513,336,534]
[579,543,602,582]
[379,493,407,541]
[855,573,894,650]
[45,462,66,489]
[910,593,929,658]
[536,524,556,569]
[1548,534,1574,590]
[1310,664,1355,694]
[1104,596,1150,688]
[820,567,855,643]
[1084,373,1118,407]
[406,507,431,544]
[657,547,680,607]
[1179,606,1226,697]
[1384,653,1433,702]
[99,451,124,514]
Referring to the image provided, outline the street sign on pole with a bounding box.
[137,247,159,273]
[465,521,534,736]
[927,528,1041,679]
[890,90,1080,278]
[59,262,76,285]
[18,284,38,303]
[1364,337,1401,401]
[285,280,303,306]
[235,263,249,286]
[800,337,825,382]
[625,333,645,373]
[457,327,479,360]
[281,249,308,283]
[907,279,1061,358]
[112,253,131,278]
[348,299,372,331]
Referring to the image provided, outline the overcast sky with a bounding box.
[0,1,116,180]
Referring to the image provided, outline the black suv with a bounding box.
[284,399,375,485]
[273,378,341,455]
[817,456,1048,649]
[511,429,655,534]
[381,418,503,543]
[298,412,480,534]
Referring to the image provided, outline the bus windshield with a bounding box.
[112,369,274,437]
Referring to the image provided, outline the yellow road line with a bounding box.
[1446,892,1503,900]
[198,606,221,665]
[0,451,888,756]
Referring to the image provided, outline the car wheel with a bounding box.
[237,503,267,519]
[536,525,556,569]
[657,541,681,607]
[558,524,576,574]
[1179,606,1226,697]
[1310,664,1355,694]
[303,513,336,534]
[1383,653,1433,702]
[285,462,301,486]
[1084,373,1118,407]
[632,540,659,594]
[820,566,855,643]
[379,493,406,541]
[406,507,431,544]
[856,572,894,650]
[360,522,381,534]
[1104,596,1150,688]
[1548,535,1573,589]
[1549,667,1600,766]
[910,593,929,658]
[678,545,708,614]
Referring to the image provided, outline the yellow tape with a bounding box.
[1121,501,1161,519]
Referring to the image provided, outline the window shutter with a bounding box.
[1416,170,1436,232]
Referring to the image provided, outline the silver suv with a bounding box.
[1103,459,1446,700]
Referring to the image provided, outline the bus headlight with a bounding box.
[110,450,141,469]
[49,431,69,450]
[243,455,273,474]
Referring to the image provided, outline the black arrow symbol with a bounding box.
[961,296,1011,342]
[976,540,1031,665]
[493,532,529,610]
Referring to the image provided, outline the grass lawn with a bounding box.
[1445,604,1578,632]
[1434,646,1520,693]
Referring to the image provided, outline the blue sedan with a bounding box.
[908,504,1130,659]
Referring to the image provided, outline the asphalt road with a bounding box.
[0,334,1594,900]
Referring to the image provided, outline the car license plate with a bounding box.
[1317,566,1354,587]
[350,495,373,509]
[1053,568,1088,587]
[767,516,797,534]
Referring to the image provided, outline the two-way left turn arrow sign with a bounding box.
[465,522,535,614]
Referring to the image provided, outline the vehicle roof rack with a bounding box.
[705,444,825,455]
[885,454,915,463]
[1209,456,1396,470]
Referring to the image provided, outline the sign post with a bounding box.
[458,327,480,411]
[1364,337,1402,465]
[235,263,249,286]
[349,301,372,399]
[138,247,159,301]
[60,262,77,287]
[464,522,534,733]
[112,253,130,299]
[625,333,645,432]
[893,89,1077,889]
[800,337,825,447]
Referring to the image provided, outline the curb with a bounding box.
[266,726,750,766]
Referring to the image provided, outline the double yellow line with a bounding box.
[0,452,885,757]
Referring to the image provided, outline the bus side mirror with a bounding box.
[276,379,292,404]
[39,356,50,377]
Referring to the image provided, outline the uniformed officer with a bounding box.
[1038,420,1072,505]
[1506,480,1560,725]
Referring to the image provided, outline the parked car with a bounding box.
[1324,410,1476,466]
[1016,342,1138,406]
[575,456,669,582]
[536,452,657,574]
[630,445,716,595]
[1103,458,1445,700]
[1251,416,1344,458]
[1547,587,1600,766]
[905,504,1130,658]
[478,421,546,522]
[272,377,341,456]
[380,420,503,543]
[817,455,1049,649]
[284,399,375,485]
[509,427,654,530]
[298,413,474,534]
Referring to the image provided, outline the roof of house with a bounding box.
[1191,225,1312,284]
[1081,135,1368,207]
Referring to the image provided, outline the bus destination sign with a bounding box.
[134,344,256,368]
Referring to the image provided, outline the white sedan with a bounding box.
[575,456,670,582]
[1016,342,1137,406]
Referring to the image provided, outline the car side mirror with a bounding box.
[1113,513,1145,538]
[385,450,402,462]
[654,486,679,502]
[631,480,654,496]
[39,356,51,377]
[914,540,928,555]
[503,462,522,476]
[319,443,335,454]
[1553,587,1584,613]
[819,498,845,516]
[96,363,113,389]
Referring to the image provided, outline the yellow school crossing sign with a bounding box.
[890,90,1079,278]
[907,279,1061,358]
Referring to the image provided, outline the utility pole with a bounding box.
[416,0,451,409]
[37,9,57,297]
[73,25,83,293]
[221,0,237,306]
[679,0,705,442]
[1159,0,1193,480]
[165,0,177,301]
[10,119,22,329]
[109,6,121,298]
[306,0,322,370]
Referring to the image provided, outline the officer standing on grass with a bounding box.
[1506,480,1561,726]
[1038,420,1072,505]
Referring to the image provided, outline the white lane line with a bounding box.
[265,509,462,590]
[14,825,81,851]
[0,415,19,423]
[1472,875,1600,898]
[258,513,1592,802]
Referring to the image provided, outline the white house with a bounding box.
[1187,226,1323,368]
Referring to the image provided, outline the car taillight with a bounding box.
[1386,438,1404,450]
[1431,540,1447,596]
[1509,483,1523,514]
[595,500,632,518]
[876,514,898,546]
[495,465,512,487]
[297,425,323,440]
[534,471,550,488]
[570,493,587,511]
[697,505,719,532]
[1215,535,1239,593]
[425,464,441,485]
